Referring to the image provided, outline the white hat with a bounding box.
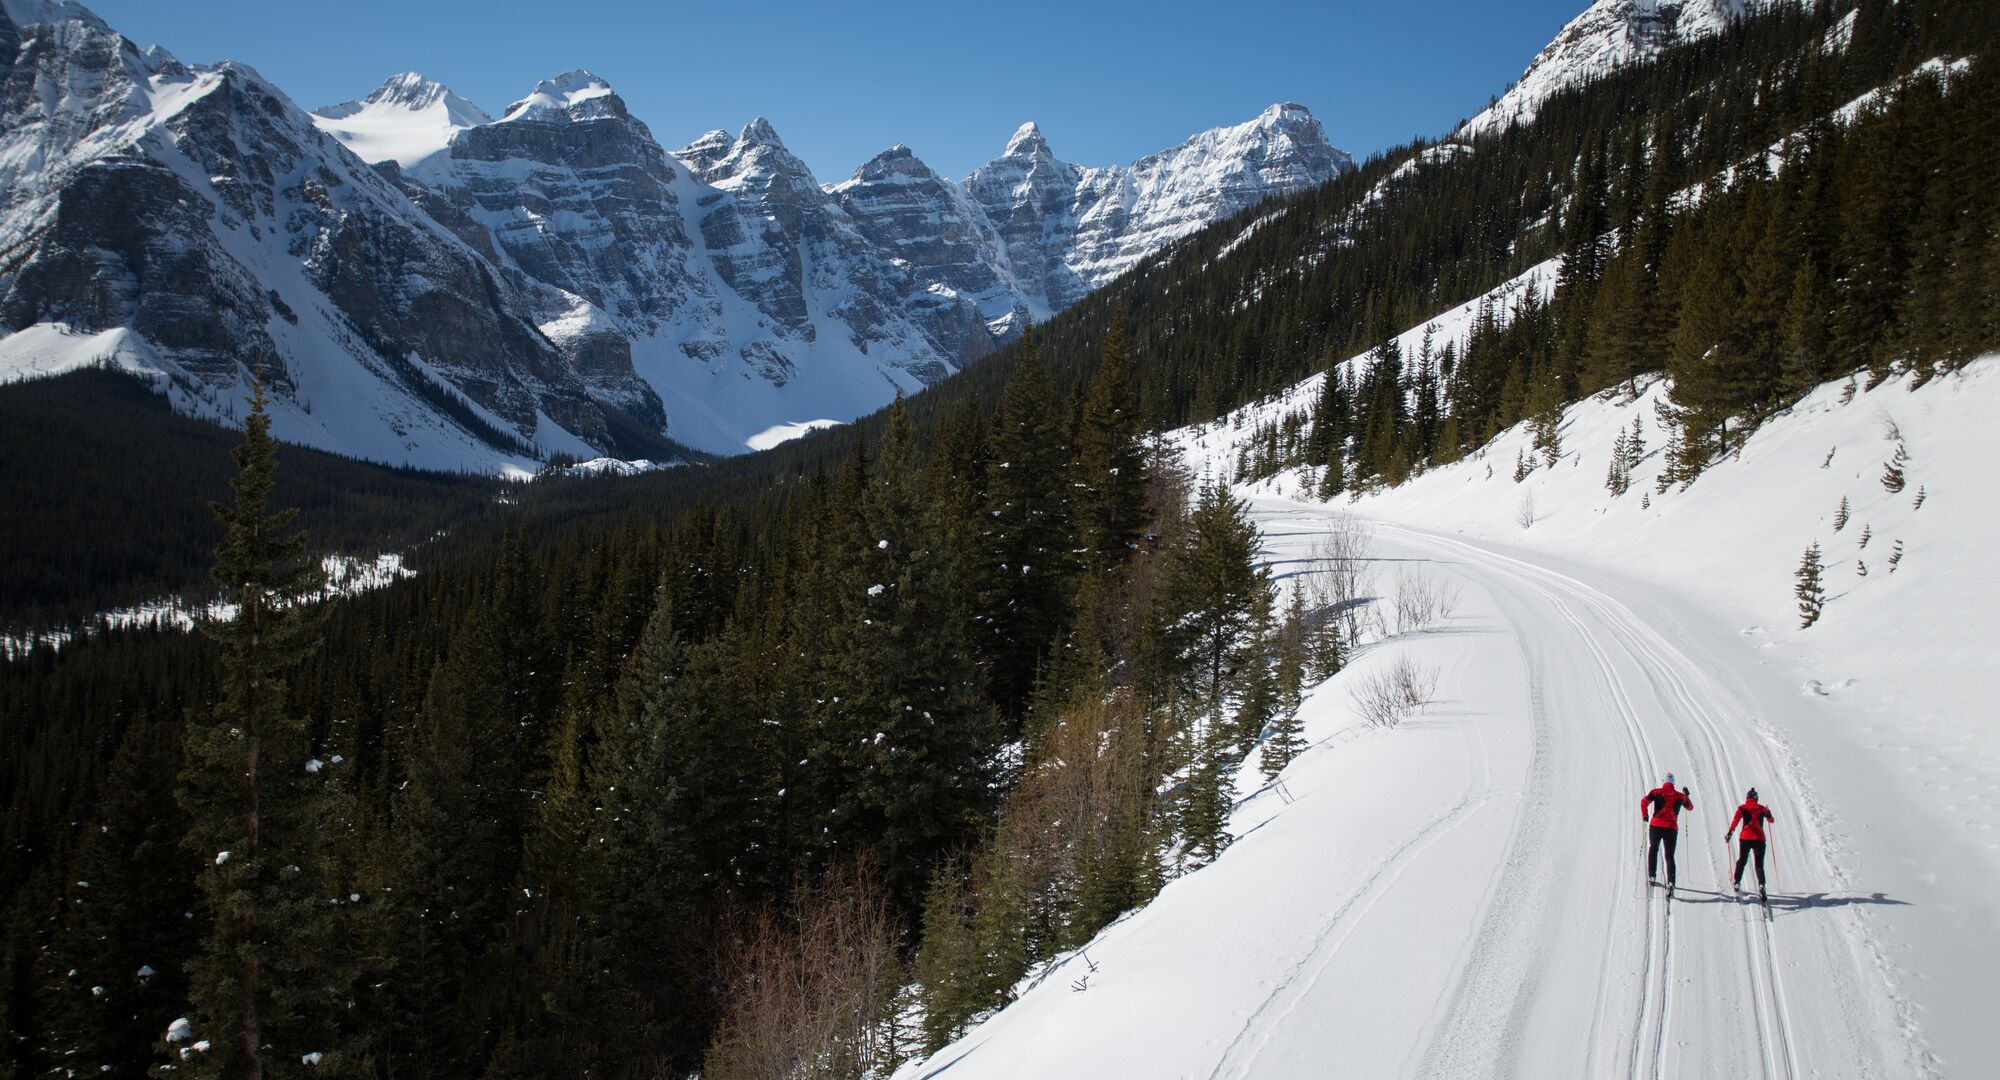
[1664,772,1677,786]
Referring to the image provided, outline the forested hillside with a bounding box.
[3,1,1997,1076]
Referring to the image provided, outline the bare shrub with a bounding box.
[1390,656,1439,712]
[1515,491,1537,530]
[706,864,902,1080]
[1350,655,1440,729]
[1310,512,1375,646]
[1392,568,1460,635]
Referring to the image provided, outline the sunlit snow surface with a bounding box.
[904,354,1993,1078]
[745,418,843,452]
[310,72,491,169]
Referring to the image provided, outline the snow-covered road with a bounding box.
[1365,516,1917,1080]
[904,495,1924,1079]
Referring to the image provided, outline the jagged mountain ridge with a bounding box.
[0,0,1353,466]
[361,78,1356,453]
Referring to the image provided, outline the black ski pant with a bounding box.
[1647,825,1680,883]
[1734,838,1767,887]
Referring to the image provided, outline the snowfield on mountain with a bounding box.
[897,356,1999,1078]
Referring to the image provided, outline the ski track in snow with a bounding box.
[1378,523,1896,1080]
[1205,771,1498,1080]
[902,490,1928,1080]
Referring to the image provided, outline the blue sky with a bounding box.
[85,0,1589,180]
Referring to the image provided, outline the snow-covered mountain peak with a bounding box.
[1002,120,1057,160]
[840,143,934,186]
[672,128,734,173]
[738,115,784,148]
[499,68,620,123]
[333,72,486,121]
[310,72,491,168]
[691,117,819,195]
[1459,0,1761,139]
[1255,100,1315,125]
[139,42,183,74]
[1128,100,1350,189]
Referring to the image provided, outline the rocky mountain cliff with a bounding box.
[0,0,662,471]
[0,0,1354,465]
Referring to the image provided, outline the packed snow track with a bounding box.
[902,498,1923,1080]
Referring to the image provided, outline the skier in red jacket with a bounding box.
[1641,773,1693,888]
[1726,788,1775,900]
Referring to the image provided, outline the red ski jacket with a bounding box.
[1642,783,1693,829]
[1730,800,1774,842]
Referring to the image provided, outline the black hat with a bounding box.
[1746,787,1758,801]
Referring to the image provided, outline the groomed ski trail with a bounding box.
[896,497,1922,1080]
[1377,520,1905,1079]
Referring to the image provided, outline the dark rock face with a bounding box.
[830,145,1022,343]
[19,158,278,382]
[0,8,665,461]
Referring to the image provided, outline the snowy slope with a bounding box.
[1460,0,1769,139]
[902,356,1995,1073]
[309,72,490,169]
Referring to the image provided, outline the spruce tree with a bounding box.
[1075,312,1149,571]
[174,381,347,1079]
[1606,429,1632,496]
[981,334,1077,722]
[1179,726,1232,869]
[915,865,978,1054]
[1261,584,1309,781]
[1156,480,1269,739]
[1796,542,1826,628]
[1880,443,1908,492]
[1307,597,1345,683]
[380,617,516,1078]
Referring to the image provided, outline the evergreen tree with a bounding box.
[1606,428,1632,496]
[173,381,348,1078]
[1261,584,1309,781]
[1178,725,1232,869]
[842,397,999,909]
[914,864,978,1054]
[981,335,1077,723]
[379,617,516,1079]
[1075,312,1150,571]
[1796,542,1826,628]
[1156,480,1270,739]
[1880,442,1908,492]
[38,712,196,1077]
[1307,595,1345,683]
